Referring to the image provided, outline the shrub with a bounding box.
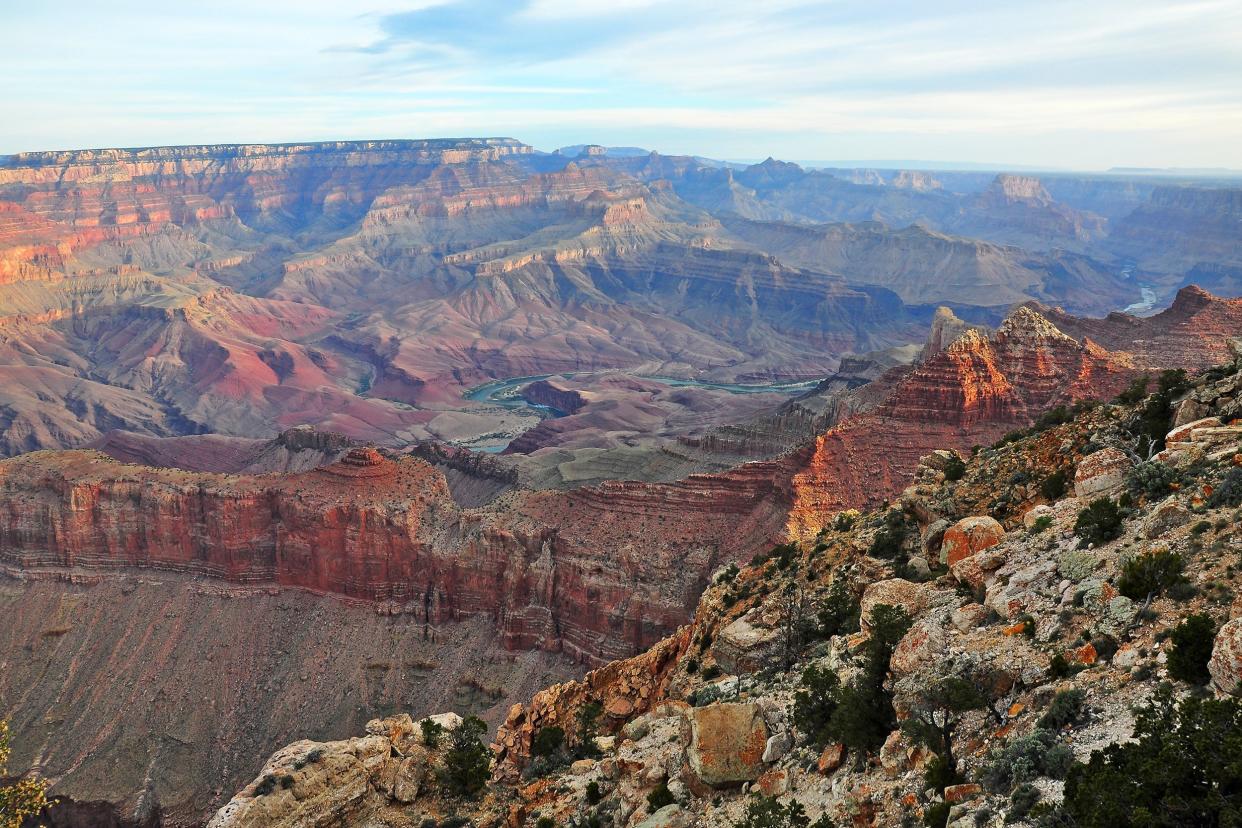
[1167,613,1218,686]
[535,818,554,828]
[715,563,740,584]
[982,729,1074,792]
[794,664,841,748]
[824,605,911,753]
[441,715,490,797]
[1008,783,1041,823]
[1062,691,1242,826]
[769,543,800,571]
[923,801,951,828]
[1210,468,1242,508]
[1029,515,1054,534]
[1074,499,1124,547]
[1034,405,1072,431]
[833,510,858,532]
[585,780,601,805]
[1037,688,1087,731]
[420,718,444,748]
[733,795,832,828]
[646,781,675,811]
[254,774,278,796]
[1117,549,1186,600]
[576,701,603,757]
[1048,652,1079,679]
[817,579,860,639]
[1040,468,1070,501]
[531,726,565,759]
[1127,461,1177,498]
[943,454,967,482]
[1116,375,1150,405]
[869,511,910,559]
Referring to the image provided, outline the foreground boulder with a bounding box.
[1074,447,1132,499]
[1210,618,1242,695]
[683,703,769,787]
[941,516,1005,566]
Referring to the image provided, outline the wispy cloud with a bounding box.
[2,0,1240,168]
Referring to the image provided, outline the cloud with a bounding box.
[1,0,1240,167]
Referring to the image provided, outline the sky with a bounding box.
[2,0,1241,169]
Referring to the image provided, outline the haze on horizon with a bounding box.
[2,0,1241,171]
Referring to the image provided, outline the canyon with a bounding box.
[2,137,1242,827]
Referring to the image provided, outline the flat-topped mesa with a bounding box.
[2,138,531,170]
[987,173,1054,204]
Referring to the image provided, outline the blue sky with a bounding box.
[2,0,1240,169]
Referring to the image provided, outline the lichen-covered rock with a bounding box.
[890,618,948,680]
[1143,499,1190,539]
[942,516,1005,566]
[860,579,928,630]
[683,703,769,787]
[1074,447,1132,499]
[1210,618,1242,695]
[713,615,781,674]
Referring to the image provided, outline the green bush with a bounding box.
[1167,613,1219,686]
[943,454,967,482]
[793,664,841,748]
[536,818,555,828]
[254,774,277,796]
[1007,783,1041,823]
[982,729,1074,792]
[1074,498,1124,547]
[869,511,910,559]
[1210,468,1242,508]
[824,605,911,753]
[816,579,860,639]
[732,795,835,828]
[420,718,444,748]
[441,715,490,797]
[1062,692,1242,826]
[1040,468,1069,501]
[1037,688,1087,731]
[833,511,857,532]
[646,781,675,811]
[576,701,603,757]
[531,726,565,759]
[1115,375,1150,405]
[1127,461,1178,498]
[1033,405,1072,431]
[1117,549,1186,600]
[585,780,601,805]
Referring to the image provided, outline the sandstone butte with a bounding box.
[2,288,1239,666]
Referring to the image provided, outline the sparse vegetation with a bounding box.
[1074,498,1124,547]
[1061,691,1242,826]
[646,781,675,811]
[826,605,911,753]
[1040,468,1070,501]
[1166,613,1218,686]
[441,716,490,797]
[1,720,48,828]
[1118,548,1187,600]
[420,717,445,748]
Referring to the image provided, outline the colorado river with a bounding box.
[463,372,821,409]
